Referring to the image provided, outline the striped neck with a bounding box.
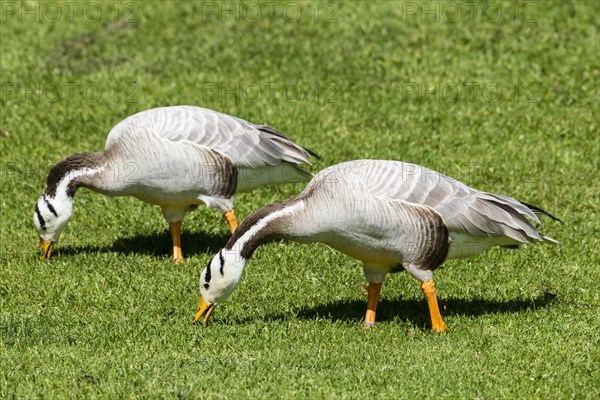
[45,152,107,198]
[225,199,305,260]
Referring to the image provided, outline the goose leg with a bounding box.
[169,221,184,263]
[421,279,447,332]
[362,283,382,329]
[223,209,238,233]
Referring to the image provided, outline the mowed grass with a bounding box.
[1,1,599,398]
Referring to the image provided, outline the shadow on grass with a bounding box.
[232,292,555,328]
[55,230,230,259]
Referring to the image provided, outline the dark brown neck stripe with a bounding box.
[226,201,288,260]
[226,190,311,260]
[45,152,105,198]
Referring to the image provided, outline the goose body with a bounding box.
[34,106,316,262]
[194,160,559,331]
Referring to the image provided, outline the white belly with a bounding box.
[447,231,516,259]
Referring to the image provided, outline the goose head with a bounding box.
[33,194,73,260]
[194,248,247,326]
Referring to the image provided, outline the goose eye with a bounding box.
[203,283,210,289]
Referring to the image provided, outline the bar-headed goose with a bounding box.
[194,160,560,331]
[34,106,317,262]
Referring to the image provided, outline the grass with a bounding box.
[1,0,599,398]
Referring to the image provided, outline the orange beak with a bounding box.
[39,238,54,260]
[193,297,215,327]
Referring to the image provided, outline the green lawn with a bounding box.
[1,1,599,398]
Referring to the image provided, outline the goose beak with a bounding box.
[193,297,215,327]
[39,238,54,260]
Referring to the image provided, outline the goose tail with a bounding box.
[477,193,560,245]
[256,125,320,165]
[519,201,561,244]
[520,201,563,223]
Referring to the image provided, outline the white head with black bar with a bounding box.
[33,154,104,259]
[194,248,248,326]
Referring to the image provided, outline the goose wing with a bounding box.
[106,106,315,168]
[339,160,557,244]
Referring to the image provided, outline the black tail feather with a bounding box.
[258,125,321,160]
[520,202,563,223]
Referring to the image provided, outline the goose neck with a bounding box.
[226,200,305,259]
[44,152,109,199]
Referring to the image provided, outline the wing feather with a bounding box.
[105,106,315,168]
[333,160,557,244]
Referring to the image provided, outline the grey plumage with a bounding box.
[106,106,315,169]
[228,159,559,267]
[309,160,558,255]
[194,159,560,330]
[34,106,317,261]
